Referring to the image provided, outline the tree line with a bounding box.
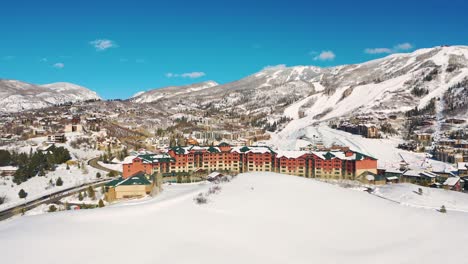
[0,146,71,184]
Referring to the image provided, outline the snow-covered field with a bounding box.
[373,183,468,213]
[0,163,104,211]
[0,172,467,264]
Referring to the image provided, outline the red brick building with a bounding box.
[122,144,377,180]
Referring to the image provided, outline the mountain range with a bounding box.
[1,46,467,123]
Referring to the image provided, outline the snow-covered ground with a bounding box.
[0,132,106,210]
[0,172,467,264]
[0,163,105,211]
[373,183,468,213]
[0,132,103,161]
[98,161,123,172]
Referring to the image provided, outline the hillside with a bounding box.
[0,80,101,112]
[131,81,219,103]
[0,172,467,264]
[129,46,468,127]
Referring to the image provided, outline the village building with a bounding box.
[442,177,463,191]
[401,170,437,185]
[458,162,468,177]
[356,171,386,185]
[0,166,18,177]
[47,133,66,143]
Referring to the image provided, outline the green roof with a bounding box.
[106,173,152,187]
[239,146,250,152]
[207,146,220,153]
[323,152,336,160]
[170,147,186,155]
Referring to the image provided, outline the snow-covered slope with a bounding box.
[280,46,468,134]
[129,46,468,123]
[131,81,219,103]
[0,172,467,264]
[374,183,468,212]
[0,80,101,112]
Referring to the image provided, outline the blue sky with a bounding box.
[1,0,467,99]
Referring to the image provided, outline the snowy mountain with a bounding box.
[132,46,468,124]
[0,80,101,112]
[131,81,219,103]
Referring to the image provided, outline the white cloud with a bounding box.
[165,72,206,79]
[365,43,414,54]
[314,51,336,61]
[181,72,205,78]
[53,62,65,69]
[364,48,393,54]
[89,39,117,51]
[395,42,413,50]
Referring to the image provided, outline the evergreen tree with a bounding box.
[78,192,84,201]
[98,199,105,208]
[0,150,11,166]
[48,205,57,212]
[18,189,28,199]
[440,205,447,213]
[56,177,63,186]
[96,172,102,179]
[87,186,96,200]
[66,164,70,170]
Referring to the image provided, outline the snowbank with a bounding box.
[0,172,467,264]
[373,183,468,212]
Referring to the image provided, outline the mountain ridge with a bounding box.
[0,80,102,112]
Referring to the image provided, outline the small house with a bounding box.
[443,177,462,192]
[0,166,18,177]
[207,172,224,182]
[356,171,386,185]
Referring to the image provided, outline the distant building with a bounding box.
[443,177,463,192]
[0,166,18,177]
[48,134,66,143]
[401,170,437,185]
[458,162,468,177]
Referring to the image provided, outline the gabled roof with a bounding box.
[207,146,220,153]
[323,152,336,160]
[106,173,152,187]
[443,177,460,186]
